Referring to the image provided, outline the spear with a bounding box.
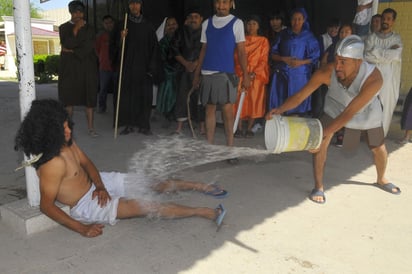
[186,86,196,138]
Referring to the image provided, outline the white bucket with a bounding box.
[265,115,323,154]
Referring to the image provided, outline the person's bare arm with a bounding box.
[357,1,373,12]
[71,141,111,207]
[320,52,329,67]
[236,41,251,89]
[175,55,197,72]
[266,63,333,118]
[323,67,383,137]
[38,157,104,237]
[193,43,206,88]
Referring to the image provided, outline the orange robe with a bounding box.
[234,35,269,119]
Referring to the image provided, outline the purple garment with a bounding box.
[401,88,412,130]
[269,28,320,114]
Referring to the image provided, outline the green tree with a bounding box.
[0,0,43,19]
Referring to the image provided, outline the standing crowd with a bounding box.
[56,0,405,149]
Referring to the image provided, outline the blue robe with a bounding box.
[269,28,320,114]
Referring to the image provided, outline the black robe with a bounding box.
[114,16,161,129]
[58,21,98,107]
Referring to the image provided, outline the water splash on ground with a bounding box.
[124,136,269,201]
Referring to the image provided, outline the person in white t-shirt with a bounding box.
[193,0,251,164]
[353,0,373,36]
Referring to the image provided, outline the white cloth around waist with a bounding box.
[70,172,126,225]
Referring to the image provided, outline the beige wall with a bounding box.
[378,2,412,95]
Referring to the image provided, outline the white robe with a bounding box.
[364,31,402,135]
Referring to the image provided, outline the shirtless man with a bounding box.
[267,35,401,204]
[14,99,227,237]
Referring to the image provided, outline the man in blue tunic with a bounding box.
[193,0,251,154]
[268,8,320,116]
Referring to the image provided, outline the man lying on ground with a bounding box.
[14,99,227,237]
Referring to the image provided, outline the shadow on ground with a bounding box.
[0,80,409,273]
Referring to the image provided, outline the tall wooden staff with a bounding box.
[186,86,197,138]
[114,13,128,139]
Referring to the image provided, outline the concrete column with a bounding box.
[13,0,39,207]
[372,0,379,15]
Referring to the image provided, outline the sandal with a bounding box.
[88,128,99,138]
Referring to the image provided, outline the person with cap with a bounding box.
[112,0,161,136]
[58,0,99,137]
[193,0,251,158]
[364,8,402,136]
[172,8,205,135]
[267,35,401,204]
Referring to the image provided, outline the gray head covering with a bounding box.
[335,35,364,60]
[68,0,85,13]
[128,0,143,3]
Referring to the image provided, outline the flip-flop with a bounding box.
[215,204,226,231]
[309,188,326,204]
[374,182,401,195]
[205,184,228,199]
[226,158,239,165]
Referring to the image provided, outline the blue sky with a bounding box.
[33,0,72,11]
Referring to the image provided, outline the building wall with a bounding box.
[378,2,412,95]
[1,16,59,74]
[41,8,71,28]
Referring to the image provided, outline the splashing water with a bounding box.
[128,136,269,180]
[123,136,270,220]
[123,137,268,198]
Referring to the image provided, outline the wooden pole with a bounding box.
[114,13,128,139]
[186,87,196,138]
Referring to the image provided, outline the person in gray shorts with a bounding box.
[193,0,251,152]
[267,35,401,204]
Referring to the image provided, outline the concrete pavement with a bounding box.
[0,79,411,274]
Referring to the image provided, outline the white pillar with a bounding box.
[372,0,379,15]
[13,0,40,207]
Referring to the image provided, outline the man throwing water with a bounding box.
[267,35,401,204]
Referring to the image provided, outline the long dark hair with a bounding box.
[14,99,73,169]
